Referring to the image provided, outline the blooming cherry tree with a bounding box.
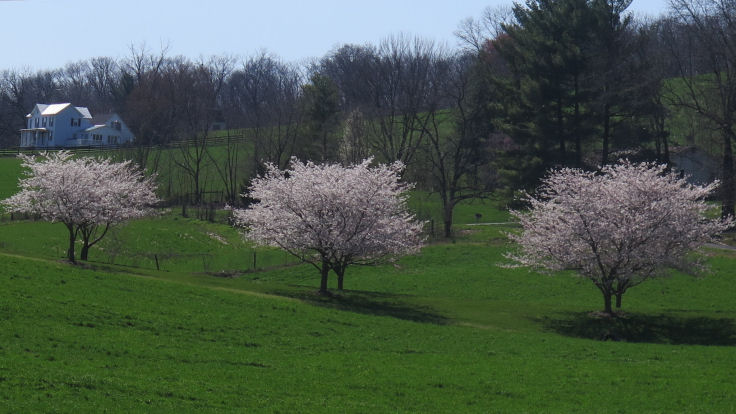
[232,158,425,294]
[507,161,731,315]
[2,151,159,262]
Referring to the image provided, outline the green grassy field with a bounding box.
[1,205,735,412]
[1,147,735,412]
[0,130,256,205]
[0,156,22,200]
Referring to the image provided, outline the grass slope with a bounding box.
[0,212,298,274]
[0,156,22,200]
[1,217,736,412]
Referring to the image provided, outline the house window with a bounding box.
[49,118,54,127]
[42,117,46,127]
[49,132,53,141]
[35,118,39,127]
[71,118,75,127]
[112,120,121,131]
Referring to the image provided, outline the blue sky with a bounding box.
[0,0,669,71]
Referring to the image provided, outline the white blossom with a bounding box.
[507,161,732,314]
[2,151,159,262]
[232,157,425,293]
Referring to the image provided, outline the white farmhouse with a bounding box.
[20,103,135,148]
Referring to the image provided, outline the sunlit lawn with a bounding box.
[1,205,735,412]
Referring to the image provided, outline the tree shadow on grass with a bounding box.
[269,288,449,325]
[541,312,736,345]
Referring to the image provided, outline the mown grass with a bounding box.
[0,156,22,200]
[1,203,736,412]
[0,211,298,274]
[0,152,734,411]
[408,192,512,225]
[0,191,506,272]
[0,131,255,206]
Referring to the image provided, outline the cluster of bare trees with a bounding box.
[315,37,497,236]
[4,0,736,227]
[0,41,476,213]
[660,0,736,217]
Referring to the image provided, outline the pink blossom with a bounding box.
[507,161,732,314]
[232,157,425,293]
[2,151,159,262]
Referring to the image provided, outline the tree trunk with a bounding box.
[319,258,330,294]
[602,105,610,166]
[573,75,582,167]
[66,224,76,263]
[77,223,109,262]
[443,203,453,239]
[603,291,613,315]
[615,293,622,309]
[557,97,565,160]
[337,272,344,290]
[722,130,735,218]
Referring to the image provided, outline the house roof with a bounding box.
[26,103,92,118]
[39,103,70,115]
[91,113,114,125]
[76,106,92,118]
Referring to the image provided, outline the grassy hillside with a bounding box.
[0,156,22,200]
[663,76,725,156]
[0,212,298,273]
[0,130,256,205]
[0,143,734,412]
[1,211,735,412]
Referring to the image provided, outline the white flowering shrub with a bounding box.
[2,151,159,262]
[507,161,732,315]
[232,157,424,293]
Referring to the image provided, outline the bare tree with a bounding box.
[666,0,736,217]
[59,61,93,107]
[365,35,449,167]
[170,57,232,204]
[224,52,302,168]
[0,69,62,147]
[86,56,120,112]
[338,109,370,165]
[423,53,496,238]
[120,44,174,170]
[318,44,378,112]
[455,5,515,52]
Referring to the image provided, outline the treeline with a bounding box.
[1,0,735,230]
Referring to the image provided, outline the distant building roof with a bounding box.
[76,106,92,118]
[91,113,114,125]
[26,103,92,118]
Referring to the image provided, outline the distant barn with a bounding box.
[20,103,135,148]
